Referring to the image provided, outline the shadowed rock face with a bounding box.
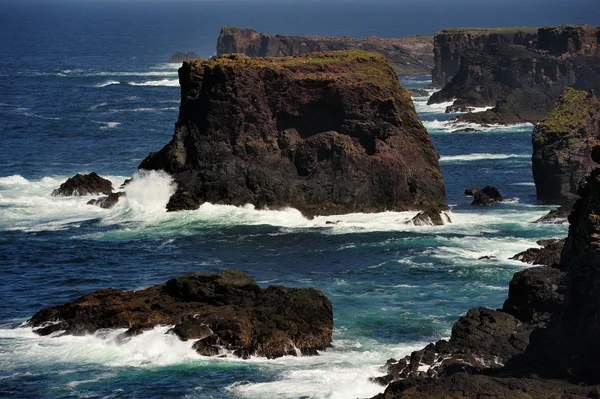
[28,270,333,359]
[431,28,537,87]
[51,172,113,197]
[140,51,446,218]
[216,27,435,76]
[429,25,600,125]
[532,87,600,206]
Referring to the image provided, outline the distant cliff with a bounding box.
[532,87,600,206]
[216,27,434,76]
[431,28,537,87]
[140,51,446,217]
[430,25,600,124]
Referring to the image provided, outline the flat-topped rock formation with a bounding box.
[216,27,434,76]
[140,51,446,218]
[28,270,333,359]
[429,25,600,124]
[532,87,600,206]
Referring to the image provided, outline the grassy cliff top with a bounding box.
[439,27,538,35]
[537,87,599,135]
[186,50,400,86]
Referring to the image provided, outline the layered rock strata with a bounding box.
[216,27,434,76]
[140,51,446,218]
[28,270,333,359]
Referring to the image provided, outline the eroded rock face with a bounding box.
[216,27,435,76]
[431,28,537,87]
[532,87,600,205]
[51,172,113,197]
[430,25,600,125]
[140,51,446,217]
[28,270,333,359]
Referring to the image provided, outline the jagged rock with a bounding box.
[445,105,474,113]
[408,89,430,97]
[429,25,600,125]
[51,172,113,197]
[407,208,451,226]
[86,192,125,209]
[532,87,600,206]
[169,51,200,63]
[465,188,479,196]
[431,28,538,88]
[139,51,446,217]
[28,270,333,359]
[510,239,566,266]
[216,27,434,76]
[535,205,572,224]
[471,186,503,206]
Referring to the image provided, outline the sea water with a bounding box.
[1,1,597,398]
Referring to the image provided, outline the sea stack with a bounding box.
[216,27,435,76]
[140,51,446,218]
[532,87,600,206]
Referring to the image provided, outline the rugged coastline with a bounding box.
[216,27,435,76]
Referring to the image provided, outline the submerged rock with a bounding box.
[28,270,333,359]
[140,51,446,217]
[216,27,435,76]
[532,87,600,206]
[51,172,113,197]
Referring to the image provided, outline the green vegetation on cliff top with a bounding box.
[536,87,599,136]
[187,50,400,87]
[440,27,538,35]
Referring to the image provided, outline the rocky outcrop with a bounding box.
[535,205,572,224]
[430,25,600,125]
[51,172,113,197]
[466,186,503,206]
[216,27,434,76]
[532,87,600,206]
[28,270,333,359]
[169,51,200,63]
[407,208,451,226]
[510,239,565,267]
[140,51,446,217]
[431,28,537,87]
[87,192,125,209]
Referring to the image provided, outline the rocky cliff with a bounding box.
[216,27,434,76]
[369,107,600,397]
[429,25,600,124]
[140,51,446,218]
[29,270,333,359]
[532,87,600,205]
[431,28,537,87]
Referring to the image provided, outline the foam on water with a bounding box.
[423,119,534,134]
[440,153,531,163]
[94,80,120,88]
[128,79,180,87]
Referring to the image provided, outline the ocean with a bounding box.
[1,1,598,398]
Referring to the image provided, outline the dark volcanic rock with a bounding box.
[430,25,600,125]
[408,89,429,97]
[87,192,126,209]
[140,51,446,217]
[532,87,600,206]
[510,239,566,267]
[407,208,451,226]
[445,105,474,113]
[28,270,333,359]
[216,27,435,76]
[471,186,503,206]
[464,188,479,196]
[535,205,572,224]
[432,28,538,87]
[51,172,113,197]
[169,51,200,63]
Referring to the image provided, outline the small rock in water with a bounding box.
[52,172,113,197]
[471,186,503,206]
[407,208,451,226]
[445,105,475,113]
[408,88,430,97]
[87,192,125,209]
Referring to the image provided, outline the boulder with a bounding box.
[216,27,435,76]
[51,172,113,197]
[407,208,451,226]
[28,270,333,359]
[140,51,446,217]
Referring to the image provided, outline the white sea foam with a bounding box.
[439,153,530,163]
[94,80,120,88]
[108,107,177,113]
[423,119,534,134]
[99,121,121,129]
[128,79,180,87]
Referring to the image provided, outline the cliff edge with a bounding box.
[216,27,434,77]
[140,51,446,217]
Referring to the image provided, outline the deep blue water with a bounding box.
[0,1,593,398]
